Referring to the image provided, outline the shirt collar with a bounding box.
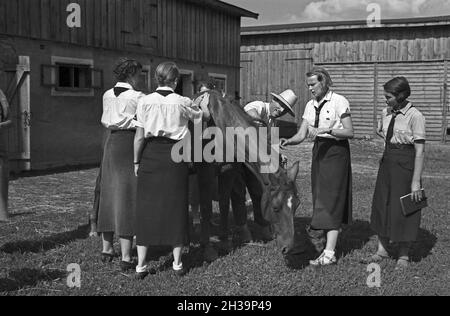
[115,82,133,90]
[315,90,333,107]
[389,102,412,116]
[399,102,413,115]
[156,87,175,92]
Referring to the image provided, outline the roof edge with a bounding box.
[186,0,258,19]
[242,15,450,35]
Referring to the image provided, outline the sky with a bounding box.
[224,0,450,26]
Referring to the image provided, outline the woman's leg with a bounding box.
[136,245,148,269]
[102,232,114,254]
[396,242,411,269]
[119,237,133,263]
[173,246,183,267]
[325,230,339,252]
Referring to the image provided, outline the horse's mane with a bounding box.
[206,90,273,186]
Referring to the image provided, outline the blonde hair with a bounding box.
[155,62,179,86]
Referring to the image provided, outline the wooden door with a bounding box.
[0,56,31,171]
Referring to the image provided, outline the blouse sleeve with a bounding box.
[410,111,426,142]
[182,97,203,121]
[336,96,351,119]
[135,97,145,129]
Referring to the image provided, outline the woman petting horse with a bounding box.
[97,58,144,271]
[133,62,202,279]
[281,67,354,266]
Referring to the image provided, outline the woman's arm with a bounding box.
[133,127,145,176]
[411,142,425,202]
[280,119,309,148]
[318,115,354,139]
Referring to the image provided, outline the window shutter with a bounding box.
[92,68,103,89]
[41,64,57,87]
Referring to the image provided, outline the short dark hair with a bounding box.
[155,62,179,86]
[306,67,333,88]
[384,77,411,103]
[113,58,142,82]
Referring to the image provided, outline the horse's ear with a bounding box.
[287,161,300,182]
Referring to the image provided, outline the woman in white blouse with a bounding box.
[97,58,144,272]
[281,67,354,267]
[133,62,202,279]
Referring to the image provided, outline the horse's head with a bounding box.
[261,162,300,255]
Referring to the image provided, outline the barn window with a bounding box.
[208,73,227,95]
[56,64,92,91]
[41,56,103,97]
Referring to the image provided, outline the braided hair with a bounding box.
[113,58,142,82]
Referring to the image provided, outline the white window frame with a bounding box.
[208,73,227,94]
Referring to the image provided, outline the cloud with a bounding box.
[300,0,450,22]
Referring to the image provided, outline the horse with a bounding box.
[205,90,300,255]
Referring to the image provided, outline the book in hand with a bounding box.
[400,189,428,216]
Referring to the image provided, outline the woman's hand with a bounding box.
[134,163,140,177]
[280,138,291,150]
[308,127,330,139]
[411,180,423,202]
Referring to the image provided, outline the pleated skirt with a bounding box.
[135,137,189,246]
[97,130,137,236]
[310,138,353,230]
[371,145,421,242]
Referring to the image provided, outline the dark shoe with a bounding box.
[120,260,137,272]
[101,252,115,263]
[135,265,156,280]
[173,267,187,277]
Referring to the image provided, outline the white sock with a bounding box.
[136,265,148,273]
[173,262,183,271]
[324,250,335,258]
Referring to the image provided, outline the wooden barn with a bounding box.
[241,16,450,142]
[0,0,257,171]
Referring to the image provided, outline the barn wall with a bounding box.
[0,0,242,67]
[241,23,450,142]
[242,25,450,63]
[316,61,448,142]
[4,36,239,170]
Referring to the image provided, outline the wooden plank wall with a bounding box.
[241,26,450,63]
[0,0,241,67]
[318,61,446,141]
[240,49,312,123]
[316,63,376,138]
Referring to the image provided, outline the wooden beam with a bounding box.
[443,60,448,143]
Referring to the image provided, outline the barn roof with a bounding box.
[187,0,258,19]
[242,15,450,35]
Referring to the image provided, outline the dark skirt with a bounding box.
[135,137,189,247]
[97,130,137,236]
[310,138,353,230]
[371,145,421,242]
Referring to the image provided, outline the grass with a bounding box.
[0,140,449,296]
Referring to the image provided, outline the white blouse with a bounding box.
[101,82,144,130]
[136,87,203,140]
[302,91,351,140]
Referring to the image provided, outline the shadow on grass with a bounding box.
[9,164,100,180]
[0,268,66,292]
[0,225,90,254]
